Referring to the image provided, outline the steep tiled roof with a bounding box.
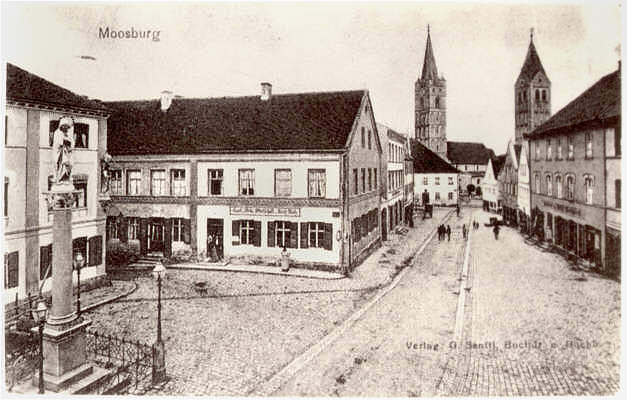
[6,63,107,114]
[525,69,620,138]
[421,30,439,81]
[106,90,366,155]
[411,139,459,174]
[447,141,494,165]
[492,154,506,177]
[517,38,548,82]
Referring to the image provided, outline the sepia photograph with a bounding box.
[1,0,622,396]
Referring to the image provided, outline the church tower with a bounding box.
[415,26,447,160]
[515,29,551,146]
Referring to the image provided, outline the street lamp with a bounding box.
[151,262,166,384]
[31,299,48,394]
[74,252,84,316]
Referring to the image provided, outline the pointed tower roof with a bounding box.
[517,29,548,82]
[421,25,439,81]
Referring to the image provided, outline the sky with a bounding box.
[1,1,622,155]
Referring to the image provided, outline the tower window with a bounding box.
[535,89,540,102]
[542,90,547,102]
[435,97,440,108]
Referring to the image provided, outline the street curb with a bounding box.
[251,210,454,396]
[166,263,345,280]
[453,212,473,345]
[81,281,138,313]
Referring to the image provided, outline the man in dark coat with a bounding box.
[446,225,451,241]
[493,224,500,240]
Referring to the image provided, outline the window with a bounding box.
[616,179,621,208]
[73,177,87,208]
[584,176,594,204]
[423,177,428,185]
[110,170,122,195]
[368,168,372,191]
[72,237,87,264]
[435,177,440,185]
[566,175,575,201]
[535,89,540,102]
[556,175,563,199]
[361,168,366,193]
[542,90,547,102]
[353,169,358,195]
[557,139,563,160]
[4,177,8,217]
[4,251,18,289]
[308,169,326,198]
[535,142,541,161]
[274,169,292,197]
[240,220,255,245]
[171,169,186,196]
[107,217,119,240]
[275,221,291,248]
[546,175,552,196]
[239,169,255,196]
[534,174,540,193]
[374,168,378,189]
[40,244,52,280]
[73,123,89,149]
[308,222,325,248]
[208,169,223,195]
[361,127,365,147]
[172,218,185,242]
[127,170,141,195]
[546,139,552,160]
[88,236,103,266]
[435,192,440,201]
[567,136,574,160]
[448,176,454,185]
[368,130,372,150]
[128,217,139,240]
[448,192,453,200]
[151,170,166,196]
[585,132,592,158]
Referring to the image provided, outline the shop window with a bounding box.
[172,218,185,242]
[274,221,291,248]
[127,170,141,195]
[110,170,123,195]
[208,169,223,195]
[308,169,326,198]
[236,220,259,246]
[128,217,139,240]
[171,169,186,196]
[151,170,166,196]
[274,169,292,197]
[4,251,18,289]
[239,169,255,196]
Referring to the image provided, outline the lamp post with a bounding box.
[151,262,166,384]
[31,299,48,394]
[74,252,84,317]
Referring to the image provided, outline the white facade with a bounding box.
[376,123,407,234]
[517,145,530,218]
[414,172,458,206]
[481,158,500,212]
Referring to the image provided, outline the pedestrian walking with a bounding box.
[456,204,460,217]
[462,224,467,240]
[446,225,451,241]
[493,224,500,240]
[438,225,443,241]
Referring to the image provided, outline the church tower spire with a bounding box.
[415,26,447,160]
[514,28,551,145]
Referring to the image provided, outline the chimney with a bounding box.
[160,90,173,111]
[260,82,272,101]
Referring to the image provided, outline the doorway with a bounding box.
[381,209,387,241]
[148,219,164,254]
[206,218,224,261]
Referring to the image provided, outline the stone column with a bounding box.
[47,207,74,326]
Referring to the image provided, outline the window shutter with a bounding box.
[139,218,148,255]
[88,237,97,266]
[164,219,172,258]
[323,223,333,250]
[300,223,309,249]
[7,251,18,288]
[88,236,103,266]
[289,222,298,249]
[119,217,128,243]
[253,221,262,247]
[183,219,191,244]
[232,220,240,245]
[267,221,275,248]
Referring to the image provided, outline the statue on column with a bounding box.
[100,152,113,193]
[52,116,75,185]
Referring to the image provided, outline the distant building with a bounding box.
[410,140,459,207]
[481,154,505,213]
[499,141,522,226]
[377,124,411,240]
[446,142,494,193]
[525,67,620,275]
[105,86,382,273]
[4,63,109,303]
[517,145,531,232]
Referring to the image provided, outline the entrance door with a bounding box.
[207,218,224,260]
[148,219,164,253]
[585,229,595,263]
[381,209,387,241]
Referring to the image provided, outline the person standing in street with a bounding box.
[446,225,451,241]
[493,224,500,240]
[462,224,467,240]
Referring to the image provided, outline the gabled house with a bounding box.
[105,85,383,273]
[517,145,531,232]
[498,140,522,225]
[411,139,459,207]
[481,154,505,213]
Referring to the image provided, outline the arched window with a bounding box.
[584,175,594,204]
[546,175,553,196]
[555,175,563,199]
[542,90,547,102]
[435,96,440,108]
[566,175,575,201]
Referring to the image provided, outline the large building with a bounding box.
[525,67,620,274]
[377,123,411,240]
[446,142,494,192]
[4,63,109,303]
[411,139,459,207]
[105,86,383,273]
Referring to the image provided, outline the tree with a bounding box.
[467,184,476,194]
